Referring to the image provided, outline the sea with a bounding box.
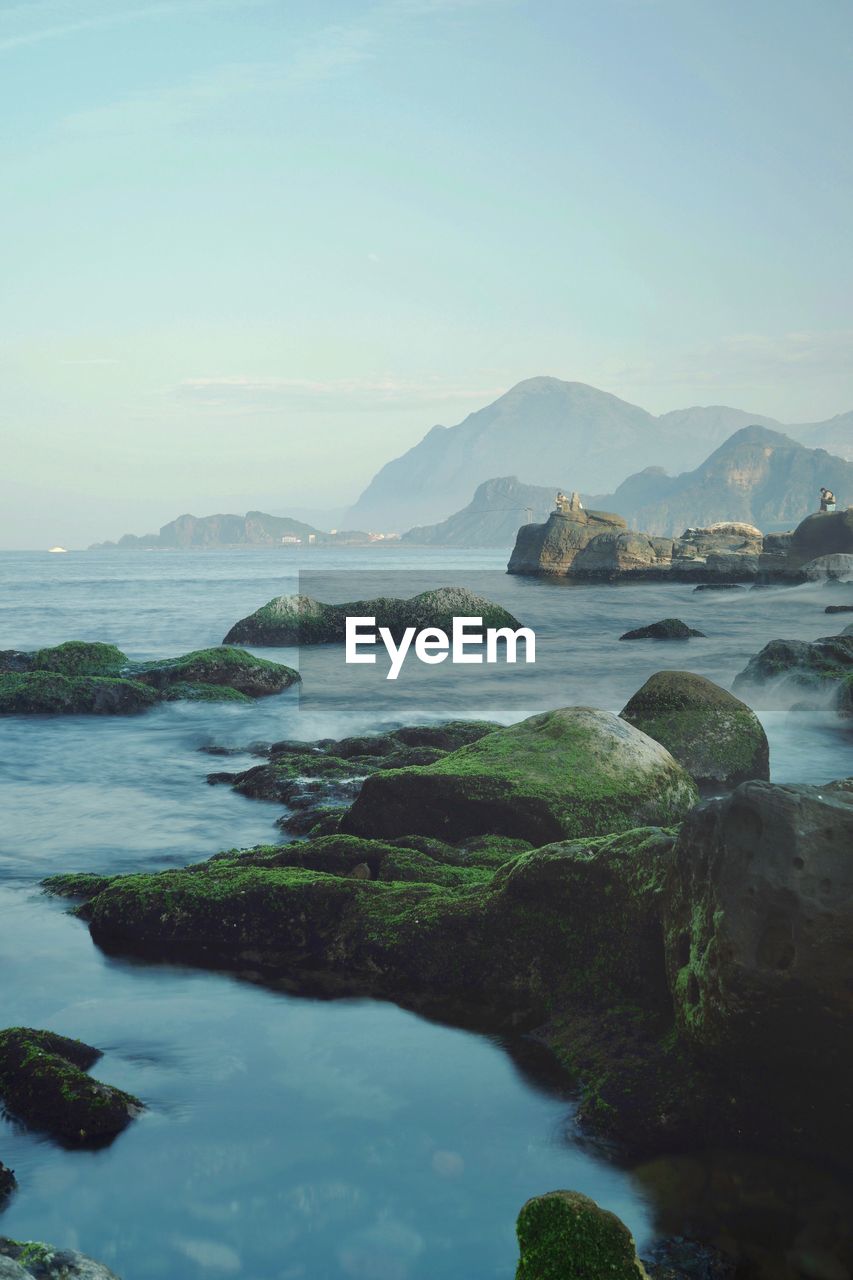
[1,546,851,1280]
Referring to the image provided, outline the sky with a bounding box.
[2,0,852,548]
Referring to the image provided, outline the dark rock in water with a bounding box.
[733,631,853,709]
[826,604,853,614]
[342,708,698,845]
[642,1237,735,1279]
[131,646,297,697]
[514,1190,648,1279]
[0,1029,142,1144]
[0,642,298,715]
[620,671,769,792]
[0,1239,122,1278]
[0,1163,14,1205]
[692,583,744,592]
[789,508,853,564]
[662,779,853,1146]
[620,619,705,641]
[223,586,521,646]
[0,672,157,716]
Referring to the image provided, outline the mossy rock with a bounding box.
[733,633,853,700]
[515,1191,649,1279]
[0,672,157,716]
[0,1239,122,1278]
[620,619,705,641]
[620,671,769,792]
[31,641,128,676]
[223,587,522,645]
[0,1029,142,1145]
[131,646,298,696]
[342,708,699,845]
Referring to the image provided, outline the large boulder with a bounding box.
[733,630,853,707]
[0,1241,121,1279]
[620,671,769,792]
[131,646,297,696]
[0,673,157,716]
[223,586,521,645]
[789,509,853,565]
[570,530,664,576]
[342,708,698,845]
[0,1029,142,1144]
[662,779,853,1064]
[802,553,853,581]
[507,508,627,575]
[515,1191,649,1279]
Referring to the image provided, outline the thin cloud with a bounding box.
[179,374,507,411]
[0,0,258,54]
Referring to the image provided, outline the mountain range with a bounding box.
[402,426,853,545]
[345,377,853,532]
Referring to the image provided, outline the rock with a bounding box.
[0,673,157,716]
[0,1164,14,1205]
[802,554,853,581]
[620,671,769,792]
[789,509,853,565]
[826,604,853,614]
[642,1237,735,1279]
[131,646,297,697]
[693,583,744,592]
[733,632,853,707]
[507,507,627,575]
[0,1029,142,1144]
[0,1241,122,1279]
[662,777,853,1079]
[342,708,698,845]
[0,643,299,714]
[619,619,705,641]
[223,587,522,645]
[514,1190,649,1279]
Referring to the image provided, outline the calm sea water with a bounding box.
[1,547,852,1279]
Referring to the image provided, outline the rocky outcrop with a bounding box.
[510,506,853,585]
[89,509,325,551]
[0,1029,142,1144]
[619,619,705,641]
[620,672,769,792]
[0,642,299,714]
[662,780,853,1141]
[514,1191,649,1279]
[223,587,521,645]
[0,1240,121,1279]
[342,708,698,845]
[733,628,853,710]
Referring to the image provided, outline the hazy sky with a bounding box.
[2,0,852,547]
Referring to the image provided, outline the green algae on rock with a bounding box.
[0,1238,122,1279]
[515,1191,649,1279]
[620,671,769,792]
[342,708,699,845]
[733,629,853,710]
[0,642,299,714]
[222,586,522,645]
[0,1029,142,1145]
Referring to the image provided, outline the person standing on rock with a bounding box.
[820,487,836,513]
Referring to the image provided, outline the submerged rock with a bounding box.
[0,1240,121,1279]
[514,1190,649,1279]
[0,642,298,715]
[223,586,521,645]
[342,708,699,844]
[620,671,769,792]
[0,1029,142,1144]
[620,619,705,641]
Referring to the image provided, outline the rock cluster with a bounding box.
[0,642,298,715]
[509,507,853,584]
[0,1240,121,1279]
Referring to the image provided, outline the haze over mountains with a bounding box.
[345,377,853,533]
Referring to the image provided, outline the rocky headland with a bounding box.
[509,504,853,585]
